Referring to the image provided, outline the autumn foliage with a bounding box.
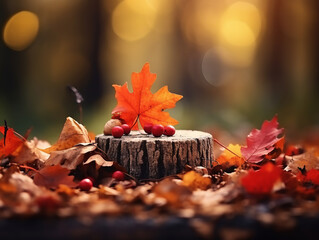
[215,144,244,168]
[2,64,319,237]
[241,115,284,163]
[0,126,24,157]
[112,63,183,130]
[240,162,282,195]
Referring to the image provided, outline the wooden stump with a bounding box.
[96,130,213,179]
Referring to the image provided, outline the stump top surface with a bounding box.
[96,130,212,142]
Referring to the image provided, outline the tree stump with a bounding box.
[96,130,213,179]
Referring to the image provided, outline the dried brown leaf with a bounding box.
[9,172,41,196]
[45,144,97,170]
[285,150,319,174]
[0,182,18,205]
[153,178,191,207]
[84,154,121,168]
[33,165,77,189]
[81,154,126,181]
[0,166,31,206]
[41,117,90,154]
[84,154,106,168]
[12,138,50,165]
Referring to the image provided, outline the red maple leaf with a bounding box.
[111,63,183,130]
[0,126,24,158]
[241,162,282,195]
[241,115,284,163]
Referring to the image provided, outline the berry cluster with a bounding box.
[111,124,131,138]
[144,123,175,137]
[110,123,175,138]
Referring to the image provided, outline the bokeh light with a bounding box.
[112,0,157,41]
[3,11,39,51]
[220,20,255,47]
[180,1,221,48]
[202,48,227,87]
[221,2,262,37]
[217,1,262,67]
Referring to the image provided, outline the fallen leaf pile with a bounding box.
[2,65,319,238]
[1,114,319,238]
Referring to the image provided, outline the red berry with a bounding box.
[164,125,175,136]
[143,123,153,134]
[112,171,125,181]
[121,124,131,135]
[79,178,93,191]
[86,176,95,185]
[112,126,124,138]
[152,124,164,137]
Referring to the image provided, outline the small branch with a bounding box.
[79,104,83,124]
[19,164,48,178]
[68,86,84,124]
[19,165,40,173]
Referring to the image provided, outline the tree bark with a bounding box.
[96,130,213,179]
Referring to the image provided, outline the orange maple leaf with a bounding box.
[112,63,183,130]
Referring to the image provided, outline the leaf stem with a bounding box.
[131,115,139,129]
[13,131,27,141]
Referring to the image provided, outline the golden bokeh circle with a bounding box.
[3,11,39,51]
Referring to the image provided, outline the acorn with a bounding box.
[103,119,122,135]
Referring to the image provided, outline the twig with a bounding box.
[68,86,84,124]
[19,165,40,173]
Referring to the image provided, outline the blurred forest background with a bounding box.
[0,0,318,143]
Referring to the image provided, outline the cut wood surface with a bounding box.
[96,130,213,179]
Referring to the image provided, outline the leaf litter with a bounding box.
[2,65,319,238]
[1,115,319,235]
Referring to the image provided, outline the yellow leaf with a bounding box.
[182,171,212,190]
[214,144,244,167]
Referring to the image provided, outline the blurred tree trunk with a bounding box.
[0,1,25,127]
[84,1,104,106]
[258,0,287,102]
[258,0,319,129]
